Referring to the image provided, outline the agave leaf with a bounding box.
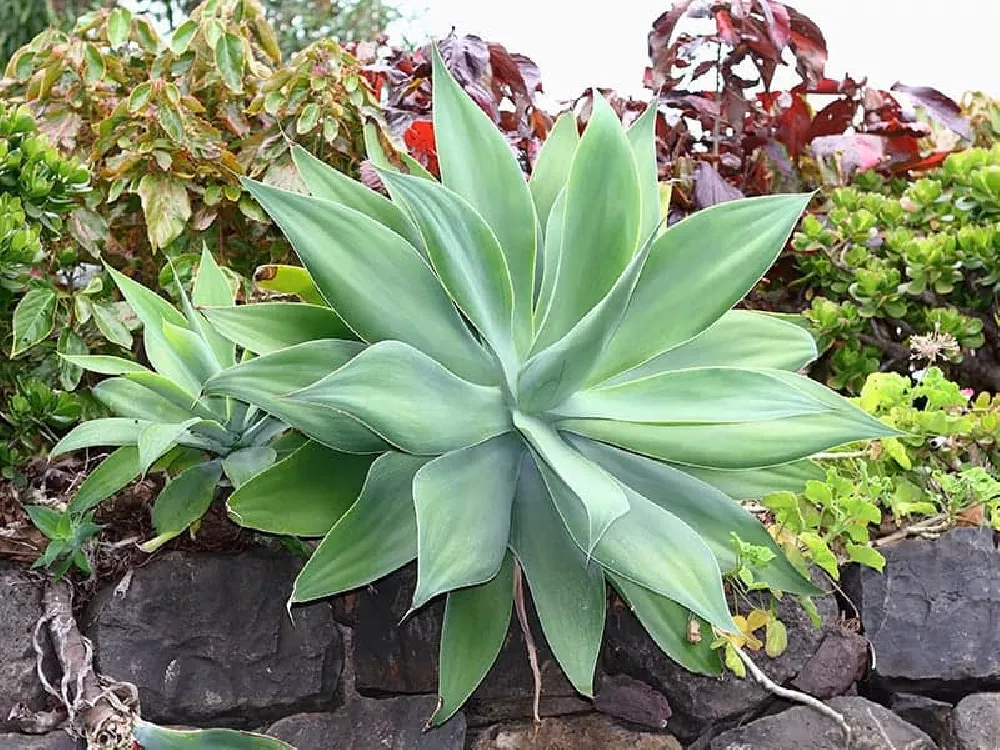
[228,441,372,536]
[431,45,536,355]
[291,144,424,249]
[677,460,825,498]
[626,102,660,243]
[221,446,277,489]
[535,458,735,632]
[50,417,150,456]
[514,412,628,556]
[133,720,292,749]
[603,310,818,384]
[592,193,812,383]
[534,92,641,351]
[534,188,565,328]
[203,303,353,355]
[203,340,386,454]
[56,354,150,376]
[138,418,200,475]
[609,574,722,676]
[241,179,495,385]
[528,113,579,236]
[143,461,222,553]
[292,452,429,603]
[288,341,511,455]
[161,320,221,386]
[254,264,325,305]
[553,367,830,423]
[570,437,819,595]
[410,434,522,611]
[93,378,197,424]
[379,169,518,374]
[68,446,141,514]
[125,371,223,422]
[510,456,605,696]
[432,553,514,726]
[561,409,895,470]
[192,244,235,309]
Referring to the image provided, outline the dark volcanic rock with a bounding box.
[889,692,954,747]
[0,733,81,749]
[845,527,1000,699]
[0,562,47,730]
[709,696,937,749]
[84,549,342,727]
[266,695,465,749]
[790,627,869,699]
[951,693,1000,750]
[471,714,683,749]
[593,673,671,729]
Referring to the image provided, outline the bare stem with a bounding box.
[735,646,853,748]
[513,562,542,724]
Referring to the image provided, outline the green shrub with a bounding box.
[793,145,1000,394]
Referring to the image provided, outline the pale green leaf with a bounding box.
[534,188,565,327]
[137,174,191,251]
[241,179,494,384]
[510,456,605,695]
[292,452,429,602]
[193,245,234,308]
[124,371,222,422]
[228,441,372,536]
[431,45,536,354]
[288,341,511,455]
[50,418,149,456]
[93,378,196,423]
[672,460,825,500]
[592,193,812,383]
[91,301,132,349]
[220,447,276,489]
[68,446,141,515]
[133,720,292,749]
[138,419,199,475]
[626,102,660,243]
[57,355,149,376]
[57,328,87,391]
[84,43,105,84]
[147,461,222,547]
[432,553,514,725]
[410,434,521,611]
[528,113,579,234]
[215,32,245,93]
[254,264,324,305]
[107,7,131,48]
[170,19,197,55]
[203,303,352,355]
[11,288,56,356]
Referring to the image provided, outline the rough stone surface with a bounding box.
[84,549,342,727]
[790,627,869,699]
[889,692,954,747]
[603,570,839,740]
[266,695,465,749]
[0,733,81,749]
[471,714,683,749]
[593,673,670,729]
[709,697,937,749]
[0,562,47,730]
[353,566,588,725]
[951,693,1000,750]
[845,527,1000,698]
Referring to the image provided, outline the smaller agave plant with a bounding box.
[193,45,897,725]
[48,247,293,552]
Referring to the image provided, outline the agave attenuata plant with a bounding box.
[199,46,894,723]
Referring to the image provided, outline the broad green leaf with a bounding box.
[138,419,199,475]
[228,441,372,536]
[137,173,191,251]
[125,372,222,422]
[170,20,197,54]
[58,355,149,376]
[400,153,435,180]
[570,437,819,595]
[380,170,517,372]
[203,339,386,453]
[514,412,628,555]
[534,188,565,326]
[221,446,276,489]
[161,320,221,386]
[133,720,292,749]
[518,223,653,412]
[25,506,62,539]
[553,367,829,423]
[291,145,423,249]
[604,310,818,385]
[69,446,142,514]
[50,418,150,456]
[93,378,197,424]
[215,32,245,92]
[609,574,722,676]
[143,461,222,552]
[203,303,351,355]
[84,43,105,83]
[254,264,324,305]
[626,102,660,243]
[107,7,131,48]
[241,179,494,384]
[433,553,514,725]
[410,434,521,611]
[11,287,56,356]
[510,456,605,695]
[91,301,132,349]
[592,194,812,383]
[535,459,736,631]
[528,113,579,234]
[292,453,429,602]
[431,45,536,353]
[534,93,641,350]
[675,460,825,499]
[193,245,234,308]
[560,409,895,470]
[845,542,886,572]
[289,341,511,455]
[57,328,87,391]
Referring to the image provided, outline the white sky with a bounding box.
[393,0,999,103]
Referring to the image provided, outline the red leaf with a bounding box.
[890,83,972,139]
[714,9,741,46]
[786,7,827,85]
[404,119,438,175]
[807,98,858,141]
[889,150,954,174]
[694,161,744,209]
[776,92,813,157]
[812,134,886,175]
[761,1,792,50]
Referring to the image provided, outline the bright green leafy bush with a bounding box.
[180,47,895,722]
[794,145,1000,394]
